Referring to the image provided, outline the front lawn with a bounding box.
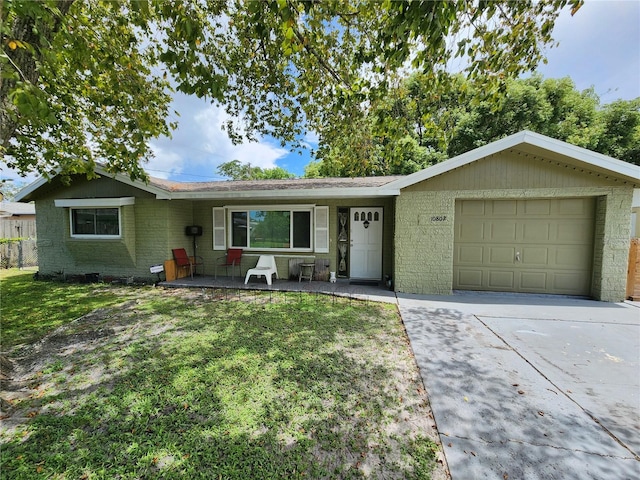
[1,273,444,479]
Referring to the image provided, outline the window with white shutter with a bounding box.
[314,206,329,253]
[212,207,226,250]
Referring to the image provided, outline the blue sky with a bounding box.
[3,0,639,186]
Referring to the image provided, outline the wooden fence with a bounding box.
[627,238,640,300]
[0,218,36,239]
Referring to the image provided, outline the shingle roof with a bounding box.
[149,175,406,193]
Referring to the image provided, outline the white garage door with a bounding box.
[454,198,595,296]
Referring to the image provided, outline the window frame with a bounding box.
[54,197,134,240]
[69,207,122,239]
[227,205,315,252]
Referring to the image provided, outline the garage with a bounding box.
[453,198,596,296]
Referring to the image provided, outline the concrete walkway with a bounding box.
[398,293,640,480]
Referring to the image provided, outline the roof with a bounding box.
[15,165,404,201]
[386,130,640,190]
[15,131,639,202]
[149,175,405,199]
[0,201,35,217]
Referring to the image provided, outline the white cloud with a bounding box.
[146,93,289,181]
[195,107,288,169]
[301,130,320,150]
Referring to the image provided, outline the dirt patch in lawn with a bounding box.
[1,288,450,479]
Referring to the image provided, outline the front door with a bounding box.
[350,208,383,280]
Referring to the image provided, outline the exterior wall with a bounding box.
[33,174,395,282]
[192,197,395,280]
[394,152,635,301]
[34,176,161,279]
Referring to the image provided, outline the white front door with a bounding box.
[350,208,383,280]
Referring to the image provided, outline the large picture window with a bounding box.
[230,208,312,251]
[71,208,120,237]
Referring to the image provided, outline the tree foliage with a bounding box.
[216,160,295,180]
[312,74,640,176]
[2,0,583,181]
[1,0,175,181]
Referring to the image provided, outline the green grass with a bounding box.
[1,271,442,479]
[0,269,141,349]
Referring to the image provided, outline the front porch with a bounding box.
[159,275,398,304]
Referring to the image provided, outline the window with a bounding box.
[229,207,313,251]
[54,197,133,239]
[71,208,120,237]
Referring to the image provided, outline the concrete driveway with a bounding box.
[398,293,640,480]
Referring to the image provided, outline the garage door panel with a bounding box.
[458,245,484,263]
[454,198,594,296]
[558,198,590,215]
[458,222,485,242]
[557,221,594,243]
[522,247,549,265]
[490,221,517,241]
[460,200,485,216]
[489,247,515,264]
[554,246,593,267]
[523,199,551,215]
[520,271,548,290]
[487,270,515,289]
[522,221,551,242]
[552,272,591,294]
[491,200,517,215]
[455,269,484,288]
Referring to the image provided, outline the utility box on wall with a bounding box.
[185,225,203,236]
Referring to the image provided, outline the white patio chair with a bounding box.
[244,255,279,286]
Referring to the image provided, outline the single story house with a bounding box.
[16,131,640,301]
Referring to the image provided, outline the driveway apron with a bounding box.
[398,293,640,480]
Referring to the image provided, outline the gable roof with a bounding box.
[385,130,640,190]
[15,131,639,202]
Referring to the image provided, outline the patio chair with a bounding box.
[244,255,279,286]
[215,248,243,280]
[172,248,204,279]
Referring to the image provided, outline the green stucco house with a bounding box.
[16,131,640,301]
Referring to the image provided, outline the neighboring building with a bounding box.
[0,201,36,238]
[15,131,640,301]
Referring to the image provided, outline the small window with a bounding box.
[71,208,120,237]
[367,212,372,221]
[374,212,379,221]
[354,212,359,221]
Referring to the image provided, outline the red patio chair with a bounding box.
[215,248,243,280]
[172,248,204,279]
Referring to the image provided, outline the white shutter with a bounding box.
[212,208,226,250]
[314,206,329,253]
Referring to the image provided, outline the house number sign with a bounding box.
[430,215,447,222]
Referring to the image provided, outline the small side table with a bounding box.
[299,262,315,282]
